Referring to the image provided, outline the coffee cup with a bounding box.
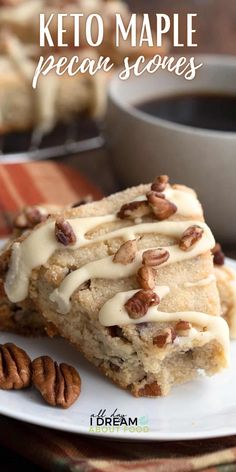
[106,55,236,243]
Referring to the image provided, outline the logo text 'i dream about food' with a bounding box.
[89,409,149,433]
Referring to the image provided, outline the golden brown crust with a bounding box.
[0,182,226,396]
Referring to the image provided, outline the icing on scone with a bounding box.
[184,274,216,288]
[6,218,214,304]
[98,287,230,357]
[4,177,230,366]
[4,184,206,304]
[50,221,214,314]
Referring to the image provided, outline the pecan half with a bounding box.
[151,175,169,193]
[212,243,225,266]
[142,248,170,267]
[175,320,192,335]
[32,356,81,409]
[55,217,76,246]
[125,290,160,319]
[117,201,151,219]
[113,240,137,265]
[136,382,162,397]
[137,266,156,290]
[0,343,31,390]
[179,225,204,251]
[153,328,176,348]
[147,191,177,220]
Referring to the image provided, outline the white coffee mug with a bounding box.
[106,55,236,243]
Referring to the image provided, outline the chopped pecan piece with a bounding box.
[113,240,137,265]
[25,207,46,226]
[142,248,170,266]
[137,266,156,290]
[179,225,204,251]
[109,362,121,372]
[0,343,31,390]
[14,206,47,229]
[212,243,225,266]
[136,382,162,397]
[32,356,81,409]
[117,200,151,219]
[108,326,123,338]
[175,320,192,335]
[147,191,177,220]
[153,328,176,348]
[55,217,76,246]
[125,290,160,319]
[71,195,93,208]
[151,175,169,193]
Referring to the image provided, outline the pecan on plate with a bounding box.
[32,356,81,408]
[117,200,151,219]
[113,240,137,265]
[212,243,225,266]
[125,290,160,319]
[0,343,31,390]
[147,191,177,220]
[137,266,156,290]
[142,248,170,267]
[55,217,76,246]
[179,225,204,251]
[151,175,169,193]
[153,327,176,348]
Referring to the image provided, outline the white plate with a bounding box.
[0,255,236,441]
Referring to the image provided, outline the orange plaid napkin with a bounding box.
[0,161,103,237]
[0,416,236,472]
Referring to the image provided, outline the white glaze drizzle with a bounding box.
[5,189,213,306]
[50,221,214,314]
[5,214,116,303]
[0,0,43,23]
[3,34,34,82]
[184,274,216,288]
[98,287,230,362]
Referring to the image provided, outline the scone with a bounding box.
[0,205,59,335]
[0,0,167,62]
[0,200,91,336]
[0,33,108,135]
[213,244,236,339]
[0,1,167,136]
[0,176,230,396]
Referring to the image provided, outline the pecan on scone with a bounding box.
[0,178,230,397]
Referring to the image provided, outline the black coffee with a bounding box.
[136,93,236,132]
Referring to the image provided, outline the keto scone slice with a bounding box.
[1,176,230,396]
[0,200,91,336]
[0,203,63,336]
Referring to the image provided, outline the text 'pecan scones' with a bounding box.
[1,177,230,397]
